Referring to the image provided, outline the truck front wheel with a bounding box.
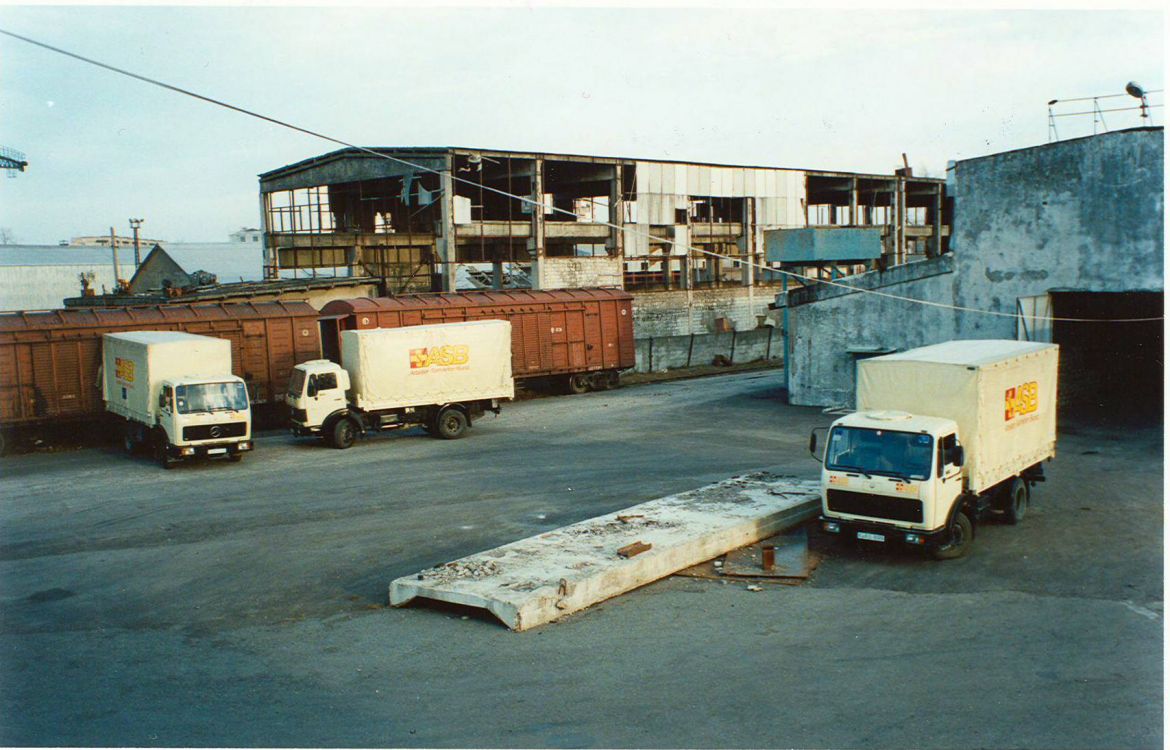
[435,408,468,440]
[932,511,973,560]
[1004,478,1028,525]
[155,439,176,470]
[331,418,357,449]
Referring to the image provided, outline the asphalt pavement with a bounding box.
[0,369,1162,748]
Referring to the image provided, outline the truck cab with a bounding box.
[815,410,969,556]
[286,360,350,436]
[155,374,252,464]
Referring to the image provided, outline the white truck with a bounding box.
[809,340,1058,559]
[287,320,514,448]
[103,331,253,469]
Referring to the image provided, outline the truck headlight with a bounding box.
[180,447,195,456]
[823,521,840,533]
[904,533,924,545]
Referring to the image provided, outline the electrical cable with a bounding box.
[0,27,1161,323]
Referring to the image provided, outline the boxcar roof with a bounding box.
[320,288,632,316]
[0,300,318,333]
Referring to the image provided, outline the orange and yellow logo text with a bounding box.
[1005,381,1039,421]
[115,357,135,383]
[410,344,470,369]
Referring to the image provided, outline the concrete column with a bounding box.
[674,224,691,290]
[609,164,624,261]
[259,191,278,280]
[930,184,943,257]
[437,157,457,291]
[849,178,858,227]
[741,197,756,287]
[528,158,547,289]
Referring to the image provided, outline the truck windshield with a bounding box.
[288,368,307,398]
[175,382,249,414]
[825,427,933,480]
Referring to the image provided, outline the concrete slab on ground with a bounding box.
[389,472,820,630]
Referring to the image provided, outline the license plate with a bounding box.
[857,531,885,543]
[207,447,227,455]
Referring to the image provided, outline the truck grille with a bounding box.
[827,489,923,523]
[183,422,247,441]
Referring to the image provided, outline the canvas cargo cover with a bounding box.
[857,340,1058,493]
[342,320,514,411]
[103,331,234,423]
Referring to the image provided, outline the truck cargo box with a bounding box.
[103,331,234,423]
[342,320,514,412]
[857,340,1058,494]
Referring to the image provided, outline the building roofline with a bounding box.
[953,126,1164,167]
[258,145,946,185]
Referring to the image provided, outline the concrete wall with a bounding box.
[0,265,120,311]
[632,286,780,338]
[784,128,1164,406]
[539,256,623,289]
[632,327,781,373]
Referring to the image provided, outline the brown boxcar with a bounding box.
[0,301,321,451]
[318,289,635,393]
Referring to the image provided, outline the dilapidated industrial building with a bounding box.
[779,127,1164,418]
[257,147,948,338]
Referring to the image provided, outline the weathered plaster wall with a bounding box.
[784,128,1164,406]
[632,287,780,338]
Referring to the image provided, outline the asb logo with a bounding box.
[115,357,135,383]
[1005,381,1039,421]
[410,344,470,369]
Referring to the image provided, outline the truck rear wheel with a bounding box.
[932,511,973,560]
[1004,478,1028,525]
[435,408,468,439]
[331,418,357,449]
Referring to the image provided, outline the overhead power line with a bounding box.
[0,27,1161,324]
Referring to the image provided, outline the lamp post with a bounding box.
[129,218,144,267]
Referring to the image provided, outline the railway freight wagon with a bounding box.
[318,289,635,393]
[0,301,321,453]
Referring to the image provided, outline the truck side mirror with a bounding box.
[951,446,965,467]
[808,427,825,463]
[307,377,317,398]
[158,392,166,410]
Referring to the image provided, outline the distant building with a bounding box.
[69,234,165,248]
[230,227,263,244]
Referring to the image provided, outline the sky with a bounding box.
[0,5,1163,244]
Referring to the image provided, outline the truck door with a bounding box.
[936,433,963,522]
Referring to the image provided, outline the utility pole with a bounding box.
[109,226,122,283]
[129,218,144,267]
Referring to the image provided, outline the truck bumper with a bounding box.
[168,440,253,460]
[819,515,946,548]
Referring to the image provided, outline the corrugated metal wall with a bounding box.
[631,162,806,227]
[0,265,120,311]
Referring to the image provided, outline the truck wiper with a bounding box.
[835,464,873,478]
